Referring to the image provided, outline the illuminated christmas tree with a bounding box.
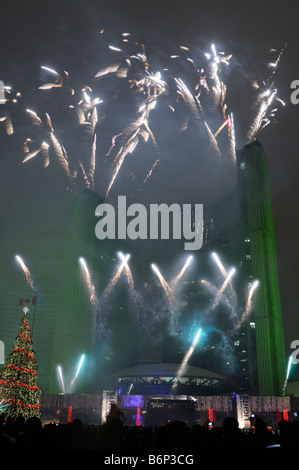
[0,308,41,420]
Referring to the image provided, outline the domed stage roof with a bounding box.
[104,362,232,394]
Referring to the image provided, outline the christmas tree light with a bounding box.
[0,309,41,420]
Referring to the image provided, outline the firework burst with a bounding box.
[198,252,259,339]
[5,33,284,198]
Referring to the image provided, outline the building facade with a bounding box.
[237,141,285,396]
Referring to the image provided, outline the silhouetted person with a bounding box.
[222,416,247,448]
[279,420,299,449]
[106,403,125,425]
[251,415,275,448]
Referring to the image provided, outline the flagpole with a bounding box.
[31,296,37,340]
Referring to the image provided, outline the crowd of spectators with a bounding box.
[1,408,299,451]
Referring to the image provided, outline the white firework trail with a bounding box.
[23,107,72,178]
[282,355,294,397]
[151,263,179,332]
[56,354,86,394]
[0,86,22,135]
[210,267,236,308]
[79,257,97,306]
[15,254,35,292]
[151,263,175,303]
[118,252,134,291]
[98,42,167,197]
[245,86,279,144]
[170,255,193,289]
[201,279,234,315]
[151,258,194,333]
[245,45,287,144]
[105,98,163,197]
[103,254,129,298]
[171,328,202,392]
[211,252,238,317]
[22,68,101,191]
[75,90,101,190]
[68,354,85,393]
[172,44,235,162]
[96,254,131,341]
[233,280,259,332]
[57,365,66,394]
[200,267,236,321]
[117,252,146,326]
[0,114,14,135]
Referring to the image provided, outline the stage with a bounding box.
[39,391,294,430]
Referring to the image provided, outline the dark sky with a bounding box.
[0,0,299,355]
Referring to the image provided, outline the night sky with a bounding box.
[1,0,299,358]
